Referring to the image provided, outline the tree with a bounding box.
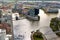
[33,30,44,40]
[50,17,60,36]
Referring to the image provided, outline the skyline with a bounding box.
[0,0,60,2]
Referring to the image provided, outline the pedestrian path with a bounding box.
[12,9,60,40]
[39,9,58,40]
[39,26,58,40]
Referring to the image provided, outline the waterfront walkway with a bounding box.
[12,9,59,40]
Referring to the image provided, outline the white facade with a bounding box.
[12,13,20,20]
[0,29,6,40]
